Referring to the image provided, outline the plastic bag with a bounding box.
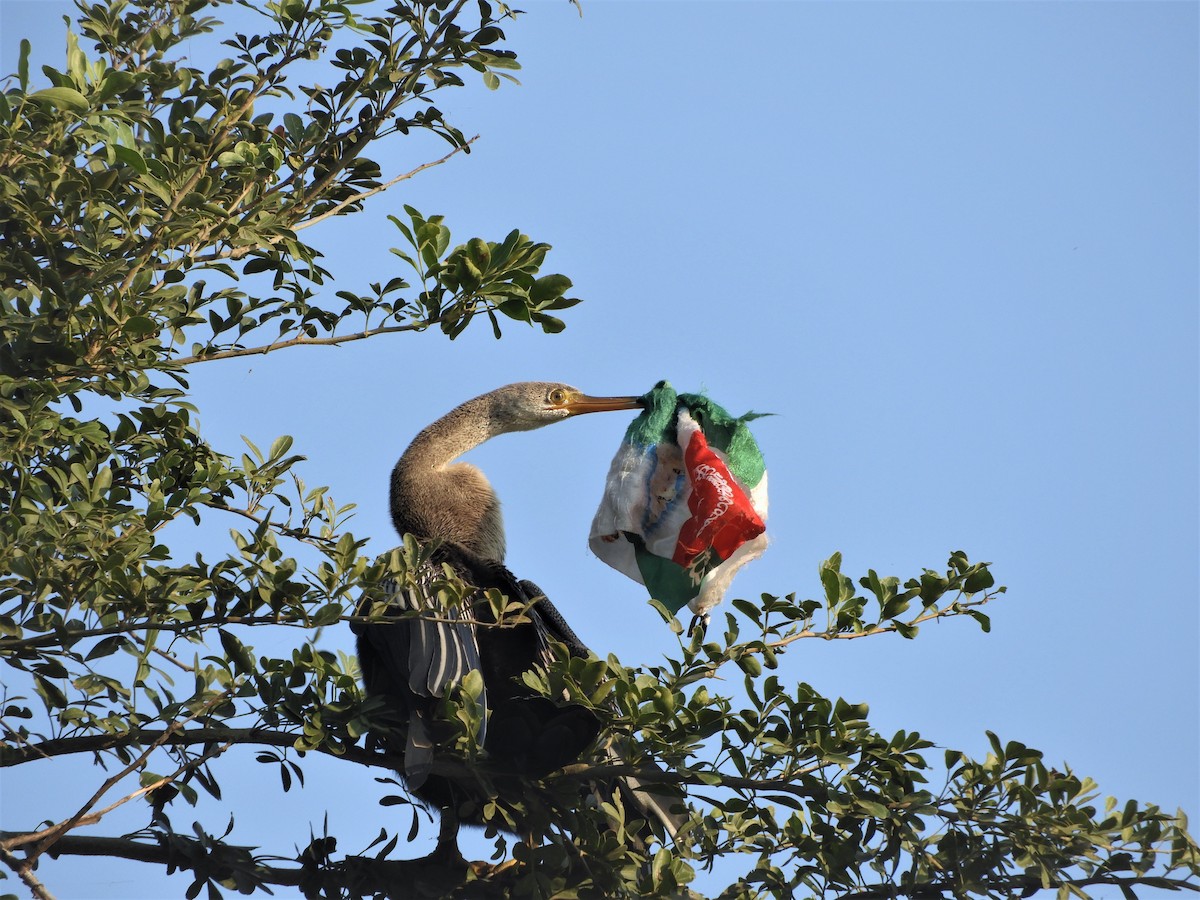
[589,381,768,627]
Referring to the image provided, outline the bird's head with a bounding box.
[490,382,643,432]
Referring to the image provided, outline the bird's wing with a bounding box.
[515,580,689,843]
[355,558,489,787]
[516,580,689,843]
[519,579,592,664]
[401,571,483,699]
[364,570,484,701]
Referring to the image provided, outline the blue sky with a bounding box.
[2,2,1197,897]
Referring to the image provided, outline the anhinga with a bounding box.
[352,382,682,862]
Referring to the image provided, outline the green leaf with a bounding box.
[310,603,343,627]
[530,273,572,305]
[735,653,762,677]
[138,175,174,204]
[894,620,919,639]
[30,86,89,113]
[268,435,294,460]
[496,298,531,323]
[33,674,67,710]
[646,598,682,634]
[218,629,255,674]
[97,69,135,100]
[857,799,891,818]
[532,312,565,333]
[482,71,500,90]
[283,112,304,139]
[967,610,991,633]
[540,295,582,311]
[460,668,484,703]
[918,571,947,605]
[18,39,30,90]
[124,315,157,336]
[731,597,762,627]
[963,565,995,594]
[66,29,86,80]
[821,563,850,606]
[114,145,149,174]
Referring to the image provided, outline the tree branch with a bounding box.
[169,320,428,366]
[2,832,304,889]
[0,605,526,653]
[1,723,830,813]
[0,831,490,896]
[7,832,1197,900]
[758,591,999,654]
[0,614,299,654]
[0,845,56,900]
[283,0,472,223]
[10,695,235,860]
[115,14,313,293]
[837,875,1200,900]
[293,135,479,232]
[14,727,180,858]
[0,726,397,770]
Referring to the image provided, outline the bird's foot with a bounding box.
[424,810,467,869]
[468,857,521,879]
[424,843,467,870]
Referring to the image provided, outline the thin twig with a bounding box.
[758,592,998,654]
[293,135,479,232]
[836,875,1200,900]
[0,614,293,654]
[85,740,230,825]
[0,726,381,770]
[170,320,426,366]
[126,632,196,674]
[2,725,712,796]
[11,693,233,860]
[0,716,47,760]
[200,499,338,546]
[0,846,56,900]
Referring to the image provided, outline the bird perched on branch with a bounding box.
[352,382,684,863]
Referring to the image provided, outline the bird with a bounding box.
[351,382,685,865]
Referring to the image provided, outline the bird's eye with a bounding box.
[547,388,567,406]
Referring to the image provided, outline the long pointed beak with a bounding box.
[562,393,644,415]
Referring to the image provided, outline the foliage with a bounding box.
[1,2,1197,899]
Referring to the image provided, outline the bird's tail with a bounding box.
[601,734,689,845]
[516,579,689,844]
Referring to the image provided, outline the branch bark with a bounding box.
[0,846,56,900]
[6,831,1196,900]
[0,831,489,897]
[170,320,428,366]
[0,724,810,804]
[292,135,479,233]
[836,875,1200,900]
[0,726,381,770]
[762,591,998,653]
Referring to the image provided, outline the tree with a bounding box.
[1,1,1197,897]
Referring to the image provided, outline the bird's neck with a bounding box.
[401,393,500,471]
[408,393,506,472]
[390,393,508,559]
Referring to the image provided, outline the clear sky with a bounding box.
[2,2,1197,898]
